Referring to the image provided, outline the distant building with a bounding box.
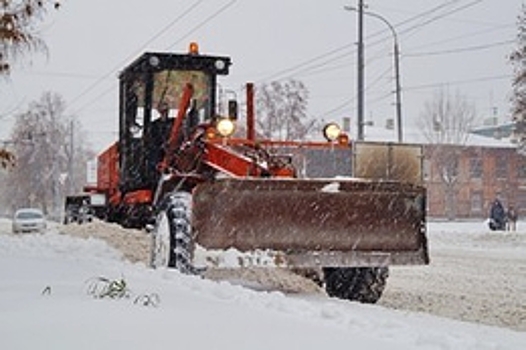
[423,142,526,219]
[360,121,526,220]
[470,122,516,140]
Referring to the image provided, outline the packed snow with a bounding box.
[0,218,525,349]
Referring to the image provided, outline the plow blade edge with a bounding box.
[192,178,428,267]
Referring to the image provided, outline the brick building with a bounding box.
[424,143,526,219]
[273,122,524,220]
[364,124,526,220]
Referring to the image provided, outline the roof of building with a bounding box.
[358,125,517,149]
[470,122,515,139]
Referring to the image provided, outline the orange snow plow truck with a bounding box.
[67,44,428,303]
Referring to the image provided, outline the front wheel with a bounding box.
[323,267,389,304]
[150,192,196,274]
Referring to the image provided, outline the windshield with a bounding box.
[152,70,212,123]
[16,211,44,220]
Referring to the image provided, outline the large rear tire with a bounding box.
[150,192,196,274]
[323,267,388,304]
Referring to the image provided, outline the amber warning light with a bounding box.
[189,42,199,55]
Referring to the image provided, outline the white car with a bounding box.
[12,208,47,234]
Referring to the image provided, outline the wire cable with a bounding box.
[258,0,478,83]
[66,0,206,113]
[70,0,238,117]
[166,0,237,50]
[404,39,514,58]
[404,74,512,92]
[397,0,484,40]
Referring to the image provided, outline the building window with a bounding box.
[470,158,483,178]
[423,159,430,181]
[518,161,526,179]
[518,190,526,212]
[449,157,459,178]
[495,156,508,179]
[470,191,483,214]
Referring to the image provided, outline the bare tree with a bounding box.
[1,1,61,171]
[256,79,315,140]
[418,89,476,220]
[510,4,526,154]
[0,0,60,74]
[3,91,91,218]
[0,148,15,168]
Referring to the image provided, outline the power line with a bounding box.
[261,1,488,123]
[404,39,514,57]
[366,66,393,93]
[66,0,206,114]
[14,70,103,80]
[258,0,477,84]
[320,73,512,120]
[70,83,117,117]
[366,0,464,45]
[320,97,355,117]
[70,0,238,117]
[397,0,484,40]
[368,91,395,105]
[404,74,512,92]
[166,0,238,50]
[257,44,354,83]
[288,1,498,119]
[318,66,393,118]
[271,47,355,82]
[404,23,514,55]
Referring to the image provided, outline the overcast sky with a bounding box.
[0,0,521,151]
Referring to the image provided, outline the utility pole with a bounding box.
[68,119,74,196]
[357,0,365,141]
[346,4,403,142]
[394,40,403,142]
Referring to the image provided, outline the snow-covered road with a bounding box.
[381,222,526,331]
[0,220,526,349]
[49,217,526,332]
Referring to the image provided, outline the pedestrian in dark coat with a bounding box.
[489,198,506,231]
[506,205,518,231]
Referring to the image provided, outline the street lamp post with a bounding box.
[356,0,365,141]
[345,5,403,142]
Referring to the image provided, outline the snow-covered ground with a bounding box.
[0,218,525,349]
[380,220,526,332]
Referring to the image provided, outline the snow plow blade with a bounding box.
[192,178,428,268]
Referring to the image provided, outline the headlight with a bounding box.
[215,59,226,71]
[216,118,236,137]
[323,123,342,142]
[149,55,160,67]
